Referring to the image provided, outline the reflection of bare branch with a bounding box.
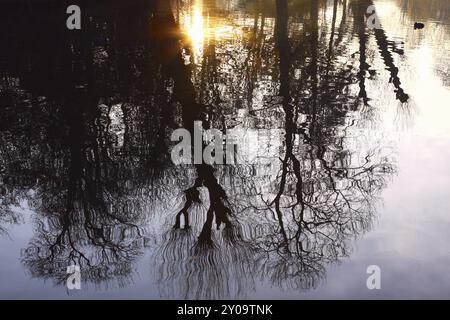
[156,221,256,299]
[0,185,24,236]
[21,151,147,289]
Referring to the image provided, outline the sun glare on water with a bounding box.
[183,0,205,63]
[180,0,243,64]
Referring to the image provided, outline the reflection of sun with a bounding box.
[180,0,243,63]
[183,0,204,63]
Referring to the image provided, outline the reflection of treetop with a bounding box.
[0,0,401,297]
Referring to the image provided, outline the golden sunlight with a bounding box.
[179,0,243,63]
[182,0,204,63]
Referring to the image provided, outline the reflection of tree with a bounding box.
[21,107,145,287]
[0,0,404,298]
[353,0,409,103]
[150,0,234,245]
[155,0,397,297]
[242,0,394,290]
[0,0,163,288]
[150,0,258,299]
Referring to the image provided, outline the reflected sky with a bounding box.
[1,0,450,299]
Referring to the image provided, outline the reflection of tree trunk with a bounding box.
[152,0,231,243]
[336,0,347,45]
[358,31,369,104]
[310,0,319,139]
[245,7,265,110]
[362,0,409,103]
[274,0,291,246]
[274,0,308,246]
[324,0,339,100]
[151,0,200,127]
[354,0,370,105]
[328,0,338,55]
[373,27,409,103]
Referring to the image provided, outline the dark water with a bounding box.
[1,0,450,299]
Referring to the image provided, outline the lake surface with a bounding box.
[1,0,450,299]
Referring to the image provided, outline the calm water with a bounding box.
[0,0,450,299]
